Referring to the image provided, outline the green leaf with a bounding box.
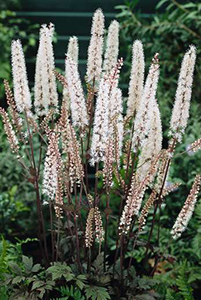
[8,262,22,275]
[75,274,87,290]
[31,264,41,273]
[12,275,25,284]
[22,255,33,272]
[47,263,74,281]
[85,285,110,300]
[32,280,44,290]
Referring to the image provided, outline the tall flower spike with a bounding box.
[85,208,95,248]
[65,56,88,130]
[90,77,110,165]
[43,132,61,200]
[59,103,84,190]
[4,80,23,132]
[103,20,119,75]
[0,108,19,154]
[109,87,124,164]
[94,207,104,244]
[34,24,58,116]
[171,174,201,239]
[137,98,162,182]
[126,40,145,118]
[169,45,196,142]
[119,153,161,235]
[132,53,159,149]
[63,36,79,112]
[11,40,31,112]
[86,8,104,85]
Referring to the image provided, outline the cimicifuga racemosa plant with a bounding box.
[2,8,201,286]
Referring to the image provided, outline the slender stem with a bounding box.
[55,219,60,262]
[145,140,176,259]
[120,235,124,285]
[49,200,55,263]
[74,184,83,272]
[104,185,111,271]
[24,111,49,264]
[94,163,99,207]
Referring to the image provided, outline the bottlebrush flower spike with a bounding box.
[34,23,58,116]
[63,36,79,112]
[138,190,157,231]
[85,207,104,248]
[103,20,119,75]
[94,207,104,244]
[132,53,160,149]
[109,87,124,164]
[90,77,110,165]
[188,137,201,153]
[85,208,94,248]
[43,132,62,201]
[59,103,84,189]
[0,108,19,153]
[127,40,145,118]
[169,45,196,142]
[4,80,23,132]
[137,98,162,182]
[65,55,88,130]
[11,40,32,112]
[119,153,161,235]
[86,8,104,85]
[171,174,201,239]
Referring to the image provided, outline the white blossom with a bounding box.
[86,9,104,85]
[127,40,145,117]
[67,36,79,63]
[65,56,88,129]
[169,45,196,142]
[91,78,110,164]
[43,132,61,200]
[109,87,124,162]
[132,53,160,149]
[11,40,31,112]
[137,99,162,182]
[34,23,58,116]
[103,20,119,75]
[63,36,79,112]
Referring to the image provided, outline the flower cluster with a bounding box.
[171,174,201,239]
[34,23,58,115]
[169,45,196,142]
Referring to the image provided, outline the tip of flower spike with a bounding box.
[91,8,105,35]
[188,44,196,53]
[40,23,55,38]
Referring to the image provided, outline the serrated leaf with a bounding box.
[22,255,33,272]
[31,263,41,273]
[8,262,22,275]
[85,285,110,300]
[12,275,25,284]
[32,280,44,290]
